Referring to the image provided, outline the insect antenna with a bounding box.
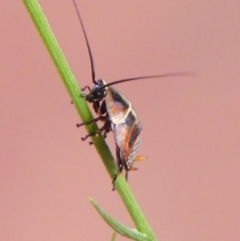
[101,71,194,89]
[72,0,97,84]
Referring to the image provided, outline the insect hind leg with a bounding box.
[112,154,146,190]
[112,146,125,190]
[125,155,146,179]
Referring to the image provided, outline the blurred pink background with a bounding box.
[1,0,240,240]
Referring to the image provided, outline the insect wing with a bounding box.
[105,87,142,169]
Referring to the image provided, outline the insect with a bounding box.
[72,0,190,189]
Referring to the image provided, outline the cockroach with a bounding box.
[72,0,190,189]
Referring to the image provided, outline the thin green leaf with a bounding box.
[90,198,152,241]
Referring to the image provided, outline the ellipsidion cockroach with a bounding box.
[72,0,191,189]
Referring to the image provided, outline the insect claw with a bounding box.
[76,123,84,127]
[111,166,122,190]
[89,141,93,145]
[112,176,118,191]
[81,134,91,141]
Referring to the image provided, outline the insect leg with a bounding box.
[101,118,111,137]
[81,86,91,92]
[80,117,111,142]
[71,86,91,103]
[91,101,111,141]
[93,100,107,115]
[123,160,132,182]
[76,115,106,127]
[88,118,111,145]
[112,146,124,190]
[124,156,144,181]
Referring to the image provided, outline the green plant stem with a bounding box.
[23,0,157,240]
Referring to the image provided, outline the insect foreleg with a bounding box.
[81,86,91,92]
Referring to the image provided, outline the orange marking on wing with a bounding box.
[134,155,147,161]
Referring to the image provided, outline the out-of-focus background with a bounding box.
[1,1,240,240]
